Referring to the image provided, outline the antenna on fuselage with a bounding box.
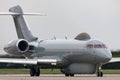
[51,36,56,40]
[53,36,56,40]
[65,36,67,40]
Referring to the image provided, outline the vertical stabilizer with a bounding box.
[9,5,37,42]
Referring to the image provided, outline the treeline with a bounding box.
[111,50,120,57]
[0,50,119,69]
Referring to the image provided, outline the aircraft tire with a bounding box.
[97,72,99,77]
[35,72,40,76]
[100,72,103,77]
[30,67,35,76]
[97,71,103,77]
[35,67,40,76]
[70,74,74,77]
[65,73,74,77]
[65,74,69,77]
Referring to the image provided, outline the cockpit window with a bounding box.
[94,44,102,48]
[87,44,107,48]
[87,44,94,48]
[102,44,107,48]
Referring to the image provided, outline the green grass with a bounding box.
[103,69,120,74]
[0,69,61,74]
[0,69,120,74]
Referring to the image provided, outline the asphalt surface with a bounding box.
[0,74,120,80]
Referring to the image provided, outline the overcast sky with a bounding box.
[0,0,120,54]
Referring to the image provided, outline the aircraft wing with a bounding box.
[0,58,58,65]
[109,57,120,63]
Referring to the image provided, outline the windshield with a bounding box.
[87,44,107,48]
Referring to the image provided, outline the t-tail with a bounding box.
[9,5,38,42]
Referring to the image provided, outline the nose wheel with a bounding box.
[97,71,103,77]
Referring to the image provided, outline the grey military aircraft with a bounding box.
[0,5,120,77]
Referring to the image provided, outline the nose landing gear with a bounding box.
[96,67,103,77]
[97,71,103,77]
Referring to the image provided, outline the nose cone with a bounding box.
[101,49,112,62]
[95,49,112,63]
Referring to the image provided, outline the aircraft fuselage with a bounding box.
[34,39,112,66]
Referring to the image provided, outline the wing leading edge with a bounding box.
[0,58,57,65]
[109,57,120,63]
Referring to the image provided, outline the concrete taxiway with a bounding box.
[0,74,119,80]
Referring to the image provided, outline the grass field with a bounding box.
[0,69,61,74]
[0,69,120,74]
[103,69,120,74]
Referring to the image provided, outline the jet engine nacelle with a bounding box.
[4,39,29,55]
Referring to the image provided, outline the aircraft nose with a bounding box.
[102,49,112,62]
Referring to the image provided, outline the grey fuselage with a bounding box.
[29,39,112,67]
[4,38,112,69]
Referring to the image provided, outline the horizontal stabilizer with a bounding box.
[0,12,19,15]
[0,12,46,16]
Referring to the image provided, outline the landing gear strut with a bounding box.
[30,66,40,77]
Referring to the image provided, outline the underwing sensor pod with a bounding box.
[4,39,29,55]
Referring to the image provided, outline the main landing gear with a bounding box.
[65,73,74,77]
[30,66,40,77]
[61,69,75,77]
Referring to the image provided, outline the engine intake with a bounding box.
[4,39,29,55]
[17,40,29,52]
